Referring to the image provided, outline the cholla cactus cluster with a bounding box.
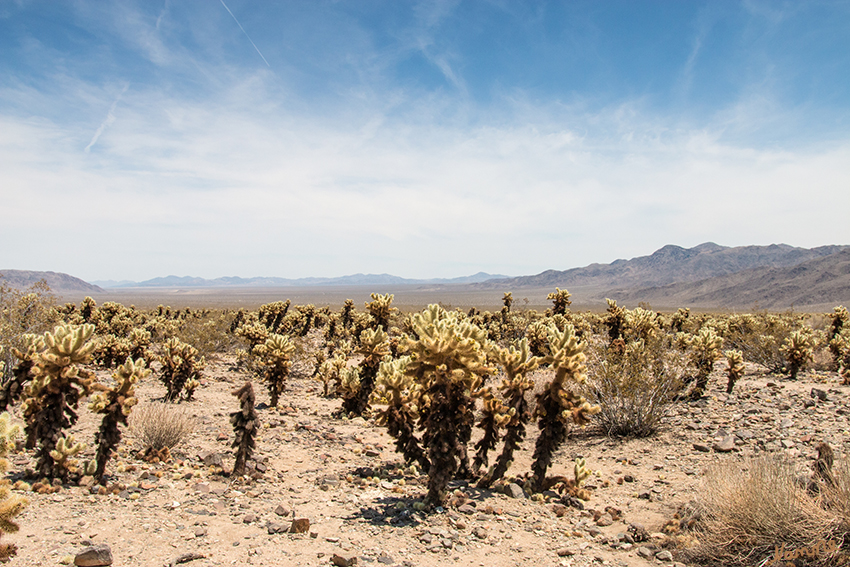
[403,305,493,505]
[547,288,572,316]
[371,356,428,469]
[89,358,148,481]
[20,324,96,479]
[687,327,723,399]
[781,328,815,379]
[531,324,600,492]
[252,334,295,407]
[158,337,205,402]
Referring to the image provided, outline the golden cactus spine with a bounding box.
[725,349,745,394]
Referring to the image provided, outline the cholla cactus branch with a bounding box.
[90,358,149,482]
[252,334,295,407]
[725,350,745,394]
[230,382,260,476]
[547,288,572,316]
[371,356,428,469]
[341,327,390,416]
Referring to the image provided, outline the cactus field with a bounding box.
[1,285,850,566]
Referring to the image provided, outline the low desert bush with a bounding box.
[585,336,686,437]
[129,403,194,453]
[686,453,846,566]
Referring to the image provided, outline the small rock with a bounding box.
[289,518,310,533]
[200,451,224,468]
[693,443,710,453]
[267,522,287,534]
[595,513,613,527]
[505,483,525,499]
[637,546,653,559]
[242,514,257,524]
[811,388,829,401]
[472,527,488,540]
[556,547,576,557]
[780,418,794,428]
[194,526,207,537]
[331,554,358,567]
[656,550,674,561]
[74,544,113,566]
[713,436,736,452]
[551,504,568,517]
[274,504,290,516]
[457,504,476,515]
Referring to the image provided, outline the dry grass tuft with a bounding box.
[129,403,195,452]
[685,453,848,566]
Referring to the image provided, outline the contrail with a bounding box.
[85,84,129,153]
[219,0,270,67]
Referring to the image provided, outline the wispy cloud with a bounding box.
[84,83,129,153]
[219,0,270,68]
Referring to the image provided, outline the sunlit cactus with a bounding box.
[236,321,270,351]
[252,334,295,407]
[20,324,96,479]
[79,296,97,323]
[158,337,205,402]
[605,299,626,343]
[127,328,152,363]
[725,349,745,394]
[341,327,391,416]
[371,356,428,469]
[402,304,494,506]
[471,387,510,476]
[48,434,95,481]
[502,292,513,312]
[92,334,132,368]
[624,307,660,343]
[478,338,539,488]
[317,352,347,397]
[0,416,26,563]
[670,307,691,333]
[531,324,600,493]
[525,320,550,358]
[547,288,572,316]
[230,382,260,477]
[366,293,396,331]
[781,328,814,380]
[258,300,291,333]
[1,338,40,412]
[687,327,723,399]
[89,358,148,482]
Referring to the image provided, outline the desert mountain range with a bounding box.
[2,243,849,310]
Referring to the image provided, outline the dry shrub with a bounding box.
[585,336,686,437]
[129,403,194,452]
[687,454,845,566]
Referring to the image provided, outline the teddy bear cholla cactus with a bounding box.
[0,412,27,562]
[341,327,391,416]
[371,356,429,470]
[230,382,260,477]
[20,324,96,479]
[402,305,493,506]
[158,337,204,402]
[366,293,396,331]
[252,334,294,407]
[547,288,572,316]
[782,328,815,380]
[687,327,723,399]
[531,323,600,493]
[477,338,540,488]
[89,358,148,481]
[471,387,511,476]
[725,349,745,394]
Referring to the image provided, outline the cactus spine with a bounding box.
[725,349,745,394]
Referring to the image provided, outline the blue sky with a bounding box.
[1,0,849,281]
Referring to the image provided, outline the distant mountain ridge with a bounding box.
[475,243,848,291]
[92,271,509,288]
[0,270,103,293]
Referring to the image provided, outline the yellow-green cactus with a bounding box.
[781,328,814,379]
[547,288,572,316]
[371,356,428,469]
[0,479,27,561]
[341,327,391,416]
[531,324,600,492]
[20,324,96,479]
[687,327,723,399]
[158,337,205,402]
[401,304,494,505]
[317,353,347,397]
[48,434,93,479]
[725,349,745,394]
[0,413,20,475]
[252,333,295,407]
[366,293,396,331]
[90,358,149,481]
[478,338,540,488]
